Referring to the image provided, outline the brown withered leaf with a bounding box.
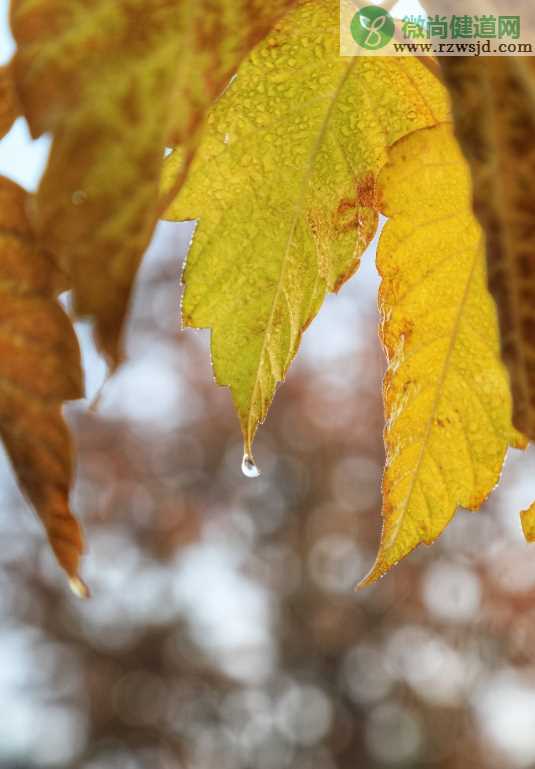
[0,64,19,139]
[439,58,535,440]
[10,0,298,366]
[0,176,86,594]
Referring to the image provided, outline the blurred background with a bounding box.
[4,3,535,768]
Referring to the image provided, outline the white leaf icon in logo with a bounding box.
[361,12,388,47]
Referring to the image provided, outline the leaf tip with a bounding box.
[68,575,90,600]
[520,501,535,543]
[356,559,388,590]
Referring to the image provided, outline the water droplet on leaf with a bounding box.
[241,453,260,478]
[71,189,87,205]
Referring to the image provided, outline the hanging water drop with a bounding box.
[241,453,260,478]
[68,575,90,599]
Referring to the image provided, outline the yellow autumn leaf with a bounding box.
[163,0,449,467]
[0,64,18,140]
[521,501,535,542]
[0,176,87,594]
[10,0,297,366]
[439,58,535,441]
[359,124,523,586]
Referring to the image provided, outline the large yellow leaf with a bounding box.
[359,124,523,586]
[0,176,86,594]
[10,0,298,365]
[439,58,535,441]
[163,0,449,467]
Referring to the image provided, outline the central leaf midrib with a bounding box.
[245,57,358,451]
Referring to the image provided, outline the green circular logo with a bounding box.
[350,6,395,50]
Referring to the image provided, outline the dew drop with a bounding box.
[71,189,87,205]
[69,575,90,599]
[241,453,260,478]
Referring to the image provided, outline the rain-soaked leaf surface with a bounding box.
[360,124,523,585]
[10,0,298,366]
[164,0,449,466]
[2,0,535,590]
